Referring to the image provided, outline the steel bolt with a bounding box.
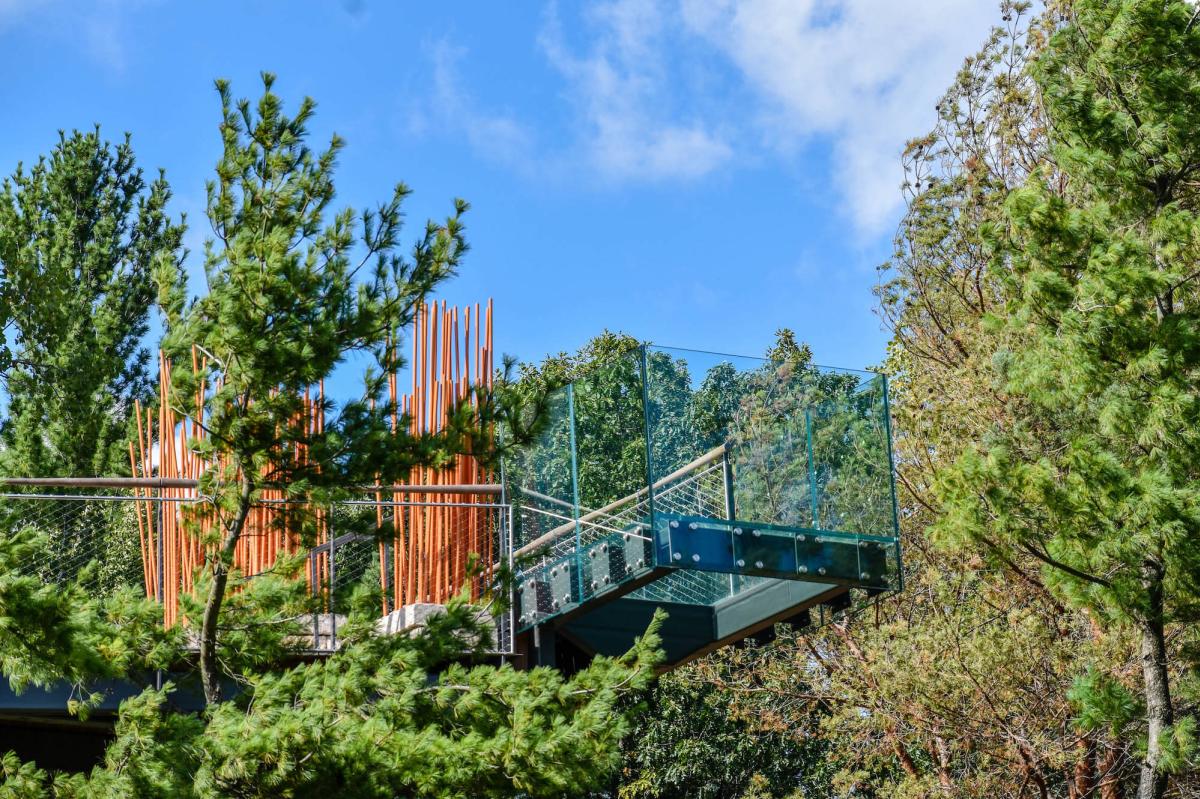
[752,529,761,538]
[672,552,682,561]
[688,522,698,531]
[691,553,701,563]
[755,560,764,569]
[670,520,679,529]
[736,559,745,567]
[818,567,826,576]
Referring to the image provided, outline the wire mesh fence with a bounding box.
[0,490,155,595]
[0,488,513,653]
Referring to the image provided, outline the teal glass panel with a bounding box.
[506,382,578,555]
[508,343,901,631]
[808,373,897,539]
[642,346,898,539]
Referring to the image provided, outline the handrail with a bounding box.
[0,477,198,489]
[513,443,726,558]
[0,476,502,495]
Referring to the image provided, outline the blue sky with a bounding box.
[0,0,999,397]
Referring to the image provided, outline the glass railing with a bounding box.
[506,345,900,630]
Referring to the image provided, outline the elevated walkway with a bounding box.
[505,345,902,670]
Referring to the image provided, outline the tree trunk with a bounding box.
[1072,736,1095,799]
[198,479,254,705]
[1135,560,1171,799]
[893,739,920,780]
[1097,744,1122,799]
[934,735,954,793]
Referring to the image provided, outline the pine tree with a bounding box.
[0,74,666,797]
[934,3,1200,797]
[152,73,484,705]
[0,129,185,477]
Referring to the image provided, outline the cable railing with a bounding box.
[0,483,513,654]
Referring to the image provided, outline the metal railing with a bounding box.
[0,486,513,654]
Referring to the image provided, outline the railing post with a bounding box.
[806,407,819,530]
[566,383,582,605]
[310,544,319,650]
[156,497,165,604]
[722,448,736,521]
[639,346,656,551]
[328,514,337,651]
[506,505,515,655]
[155,491,165,692]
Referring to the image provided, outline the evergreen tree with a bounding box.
[933,3,1200,797]
[0,129,185,477]
[152,74,488,704]
[0,75,666,798]
[0,526,665,798]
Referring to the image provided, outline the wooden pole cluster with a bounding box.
[130,300,496,626]
[386,299,495,610]
[128,351,328,626]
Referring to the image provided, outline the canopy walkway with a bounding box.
[504,345,901,669]
[0,338,901,680]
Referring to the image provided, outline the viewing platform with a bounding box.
[506,345,901,669]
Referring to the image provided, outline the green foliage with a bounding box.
[0,588,664,798]
[510,332,690,510]
[0,72,668,799]
[156,74,474,497]
[152,73,485,703]
[0,525,180,716]
[1069,667,1143,738]
[0,128,184,478]
[616,672,833,799]
[902,1,1200,796]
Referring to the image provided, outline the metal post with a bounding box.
[566,383,582,604]
[328,515,337,651]
[639,346,657,554]
[506,505,515,655]
[310,550,319,649]
[805,407,819,529]
[722,449,736,521]
[155,495,165,692]
[722,450,736,593]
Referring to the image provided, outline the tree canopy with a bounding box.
[0,128,184,478]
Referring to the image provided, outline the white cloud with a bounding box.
[536,0,997,232]
[428,40,537,170]
[539,0,733,182]
[680,0,998,232]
